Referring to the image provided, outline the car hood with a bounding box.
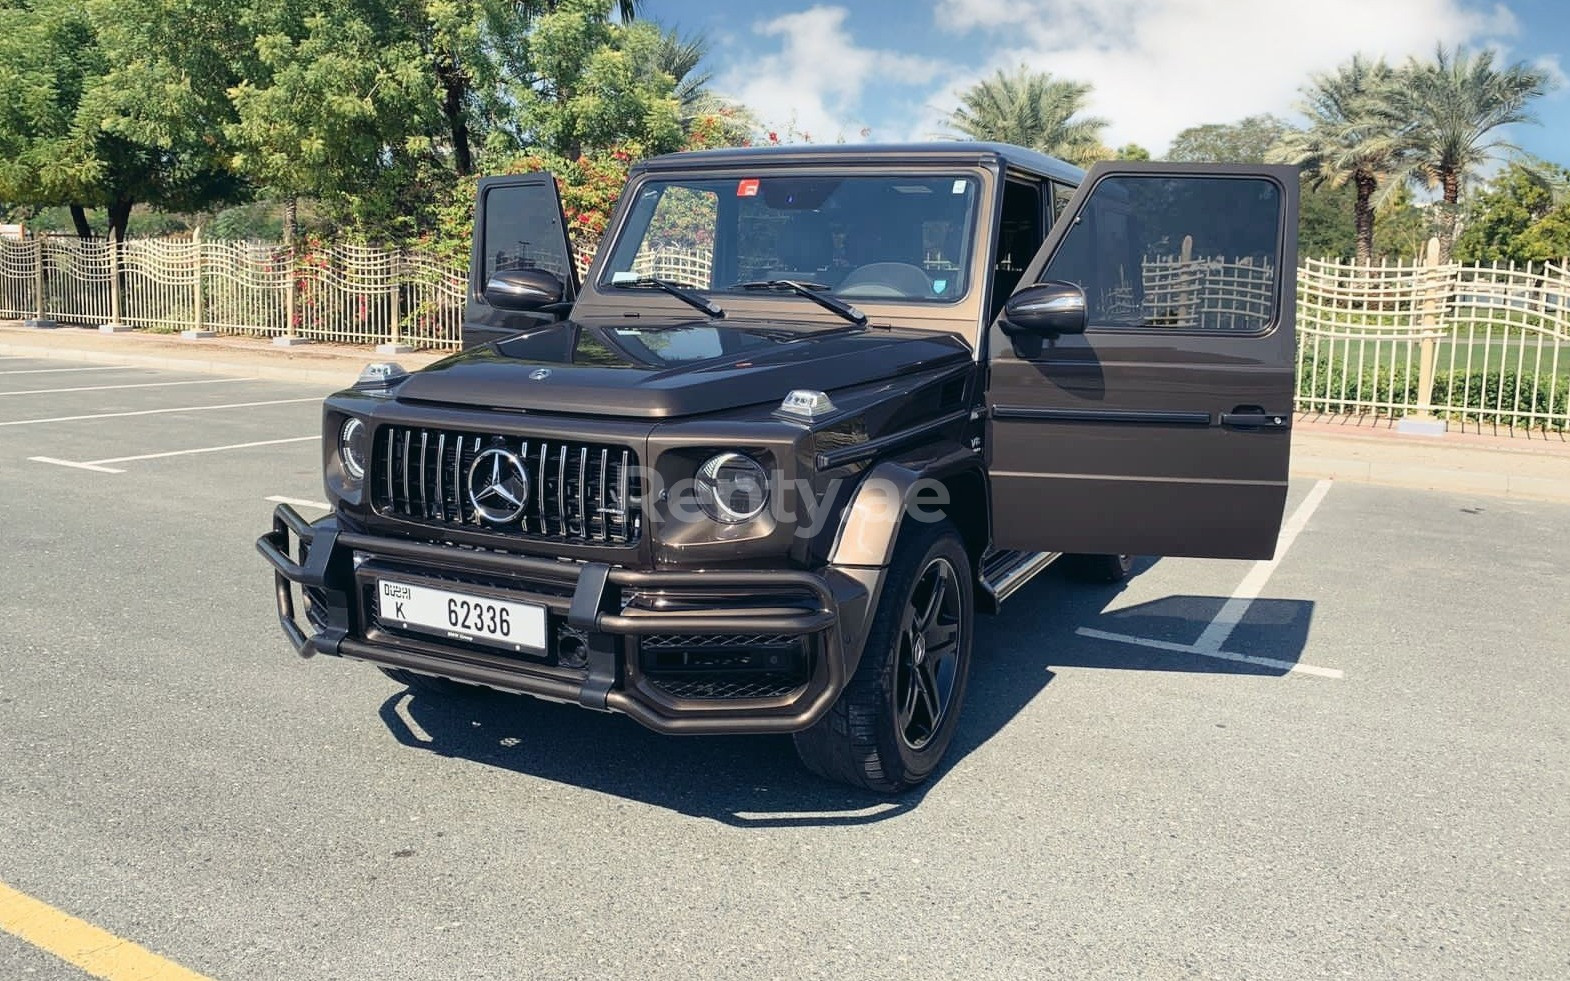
[395,316,973,418]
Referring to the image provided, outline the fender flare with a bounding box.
[827,453,985,569]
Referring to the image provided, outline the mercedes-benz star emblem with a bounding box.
[529,368,552,381]
[467,448,531,524]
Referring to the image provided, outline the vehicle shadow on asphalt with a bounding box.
[378,561,1314,827]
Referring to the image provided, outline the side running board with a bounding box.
[979,549,1060,609]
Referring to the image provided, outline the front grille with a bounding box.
[372,425,641,544]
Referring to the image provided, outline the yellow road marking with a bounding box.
[0,879,213,981]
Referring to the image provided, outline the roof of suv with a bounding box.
[635,141,1086,184]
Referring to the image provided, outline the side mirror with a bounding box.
[1001,281,1087,337]
[484,268,566,311]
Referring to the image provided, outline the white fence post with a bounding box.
[377,250,413,354]
[1396,236,1446,435]
[23,233,56,329]
[100,229,131,332]
[182,228,215,339]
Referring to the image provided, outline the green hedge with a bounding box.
[1296,352,1570,430]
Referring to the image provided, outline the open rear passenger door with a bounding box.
[463,174,579,349]
[985,163,1299,559]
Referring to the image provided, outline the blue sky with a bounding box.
[651,0,1570,167]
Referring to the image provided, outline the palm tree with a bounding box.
[1270,55,1405,264]
[650,27,756,146]
[945,66,1108,166]
[1389,45,1553,260]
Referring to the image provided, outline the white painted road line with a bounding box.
[26,456,126,474]
[85,436,318,465]
[1192,479,1334,654]
[0,378,250,397]
[0,365,133,375]
[266,495,330,510]
[1076,479,1340,679]
[30,436,318,473]
[0,397,317,427]
[1074,627,1345,680]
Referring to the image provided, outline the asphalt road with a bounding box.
[1,355,1566,980]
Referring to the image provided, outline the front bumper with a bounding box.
[256,504,876,734]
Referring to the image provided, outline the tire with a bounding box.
[378,666,486,697]
[1065,553,1134,584]
[794,520,974,793]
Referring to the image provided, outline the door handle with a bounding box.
[1220,407,1289,429]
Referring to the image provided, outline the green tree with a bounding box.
[647,27,756,147]
[1165,115,1288,163]
[0,1,101,236]
[0,0,252,241]
[1371,184,1433,261]
[945,66,1108,166]
[1270,56,1405,264]
[227,2,439,242]
[1298,181,1356,260]
[1455,161,1570,264]
[1114,143,1151,160]
[516,0,683,160]
[1390,45,1553,261]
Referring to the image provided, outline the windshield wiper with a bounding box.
[733,280,868,327]
[608,275,724,319]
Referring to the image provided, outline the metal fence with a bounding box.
[1297,252,1569,432]
[3,231,1567,431]
[0,234,467,350]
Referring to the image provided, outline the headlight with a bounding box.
[339,417,369,481]
[695,452,769,524]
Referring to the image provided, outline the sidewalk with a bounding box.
[0,321,449,387]
[1292,414,1569,503]
[5,321,1568,505]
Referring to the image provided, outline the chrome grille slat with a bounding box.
[536,439,548,535]
[616,449,629,542]
[597,448,608,542]
[435,433,446,519]
[417,430,429,517]
[576,447,587,537]
[400,429,411,511]
[556,444,568,537]
[373,426,639,545]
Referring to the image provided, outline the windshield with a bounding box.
[598,174,981,304]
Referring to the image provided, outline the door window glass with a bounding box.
[1043,175,1282,331]
[483,182,573,286]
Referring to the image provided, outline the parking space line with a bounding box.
[26,457,126,474]
[266,495,330,509]
[0,378,249,397]
[1075,480,1341,679]
[82,436,317,466]
[0,397,317,427]
[0,365,133,375]
[1075,627,1345,679]
[0,878,214,981]
[1192,479,1333,654]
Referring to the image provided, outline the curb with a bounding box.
[0,333,445,388]
[1289,453,1570,504]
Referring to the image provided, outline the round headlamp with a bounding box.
[695,452,769,524]
[339,417,369,481]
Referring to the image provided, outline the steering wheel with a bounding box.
[836,262,932,299]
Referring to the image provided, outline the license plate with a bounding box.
[376,579,546,653]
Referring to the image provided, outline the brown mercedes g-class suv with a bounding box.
[259,143,1299,791]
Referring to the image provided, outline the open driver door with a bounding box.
[985,163,1299,560]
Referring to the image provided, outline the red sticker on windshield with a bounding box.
[737,179,760,197]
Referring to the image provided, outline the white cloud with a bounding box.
[928,0,1523,153]
[714,5,947,141]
